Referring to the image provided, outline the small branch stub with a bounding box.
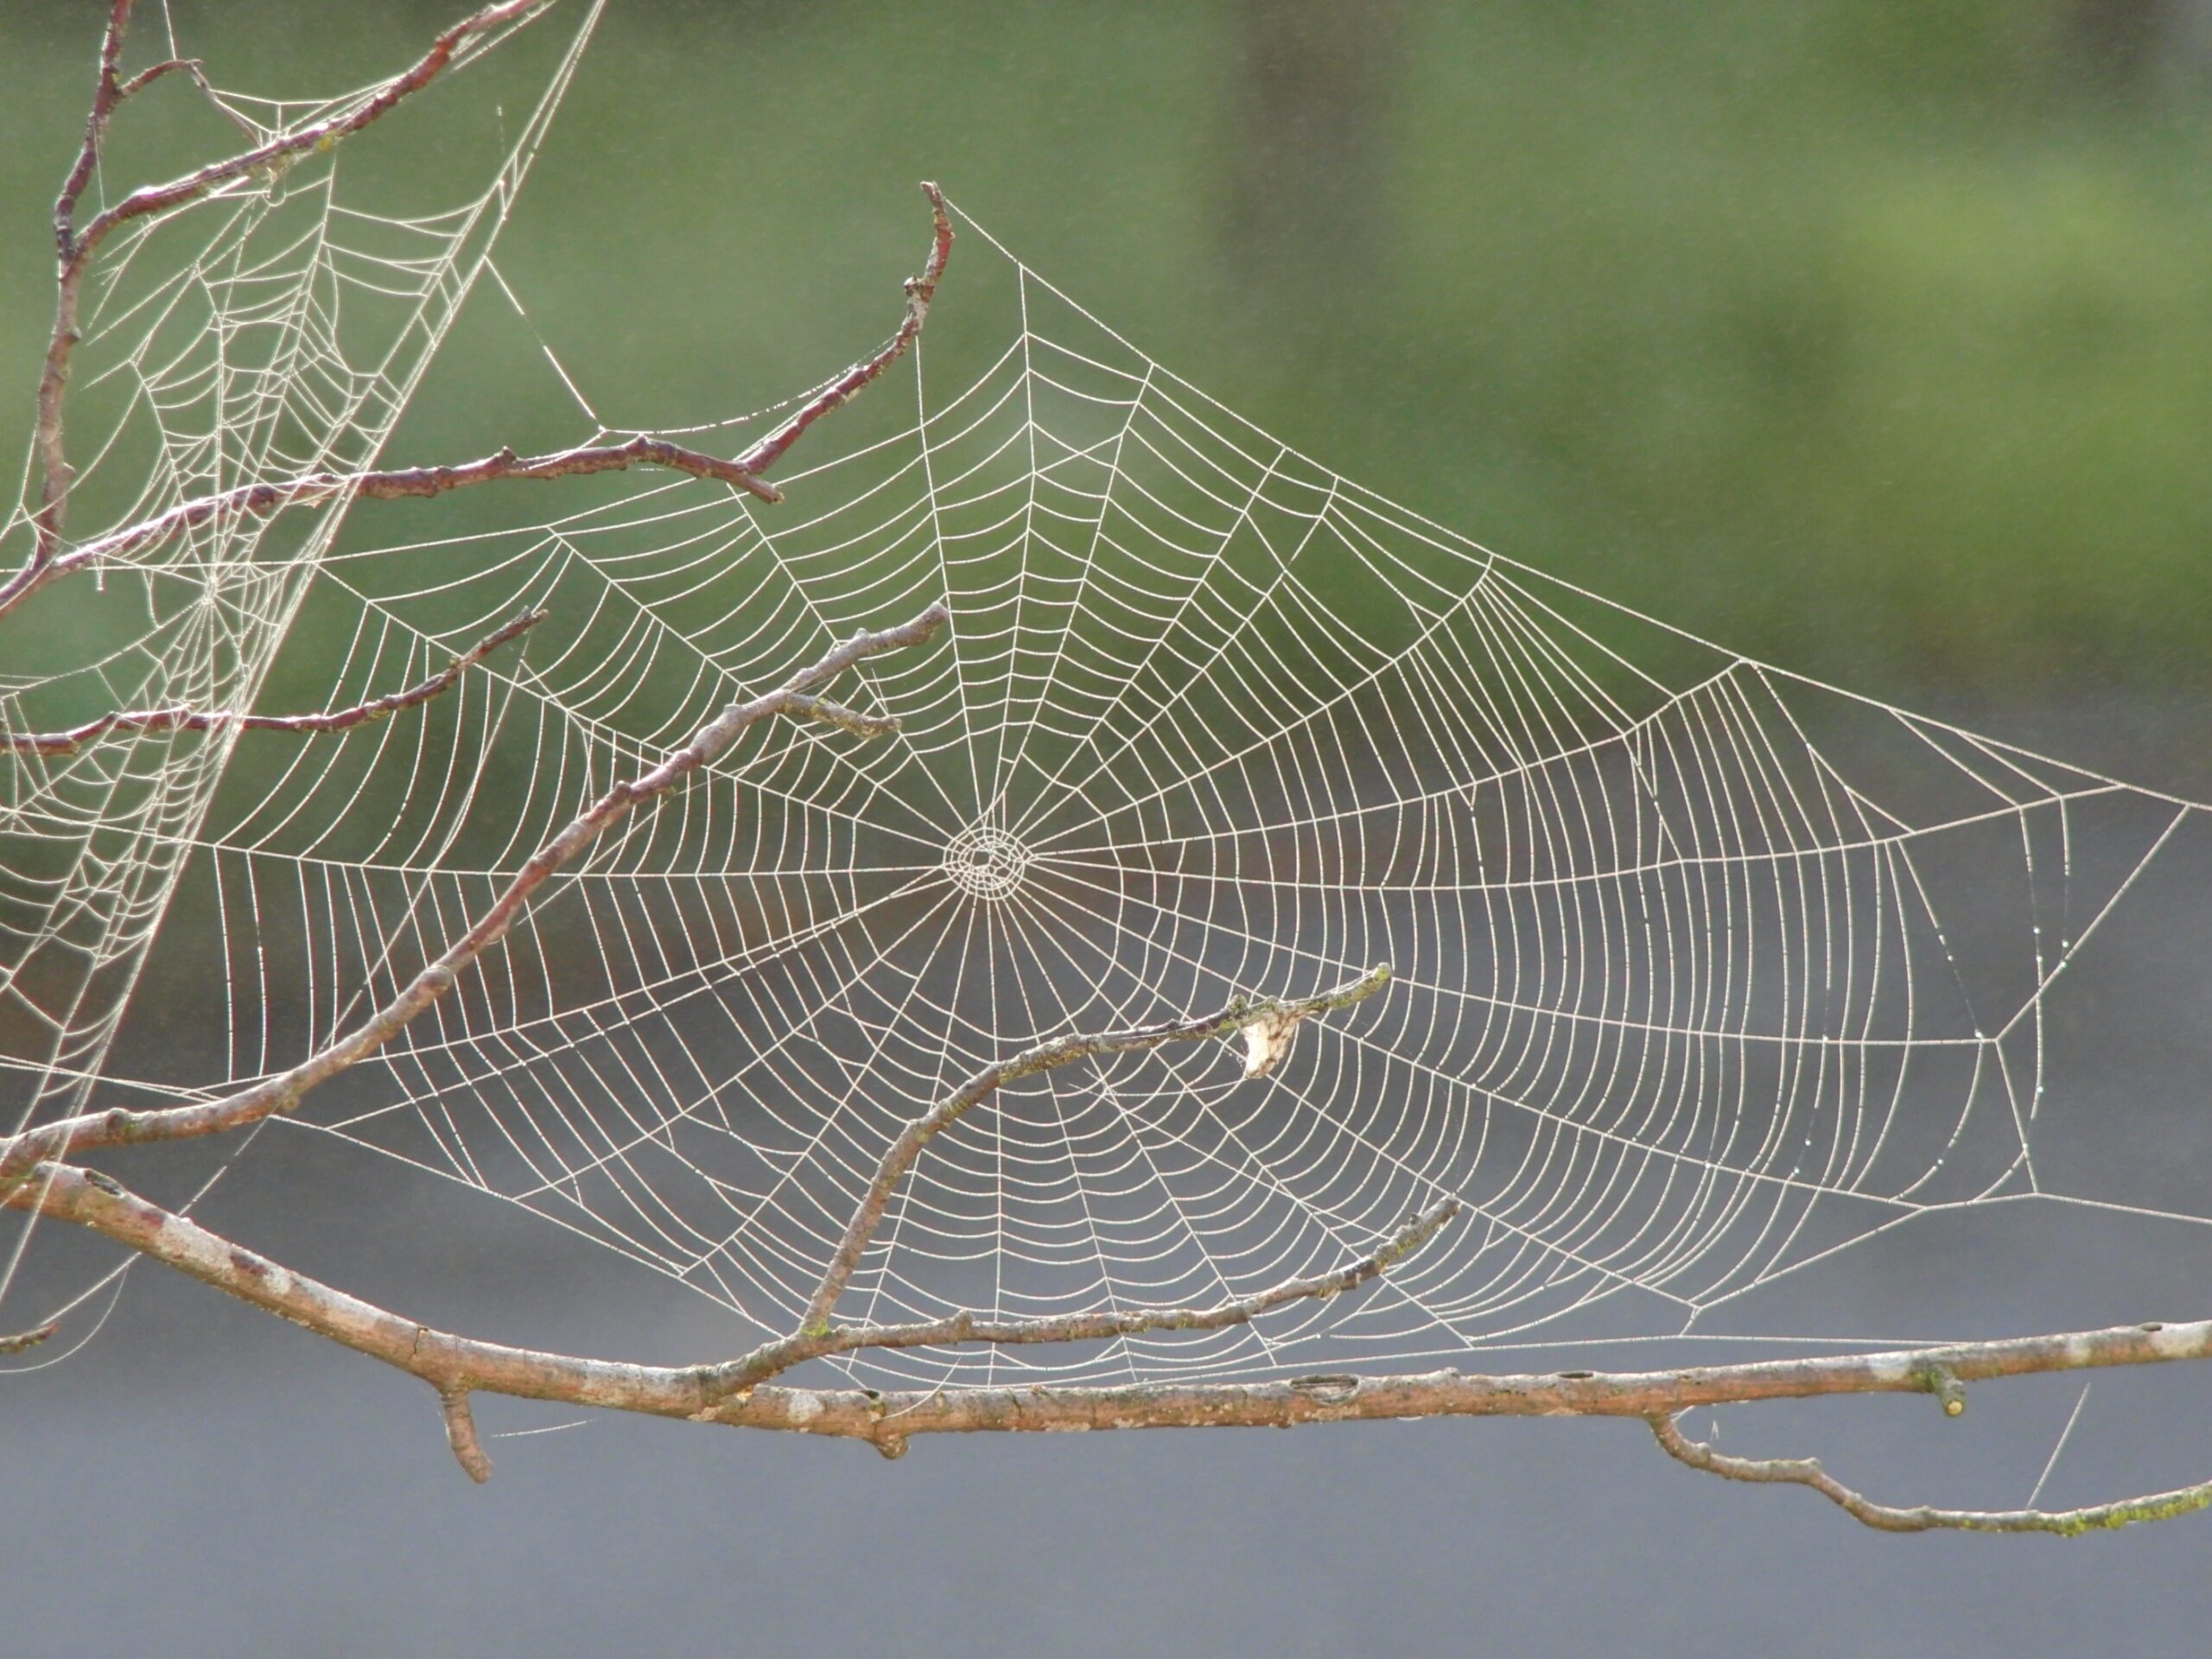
[438,1387,493,1484]
[1920,1363,1967,1418]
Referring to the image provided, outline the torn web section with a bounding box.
[0,3,598,1147]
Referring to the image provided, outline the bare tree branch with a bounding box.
[0,603,948,1192]
[734,181,955,478]
[3,607,544,756]
[30,0,139,575]
[51,1,136,263]
[12,0,2202,1544]
[9,1160,2212,1500]
[1646,1411,2212,1536]
[84,0,546,263]
[16,0,550,604]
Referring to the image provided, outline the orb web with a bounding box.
[6,58,2210,1391]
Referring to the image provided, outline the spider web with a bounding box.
[7,19,2211,1390]
[0,0,602,1319]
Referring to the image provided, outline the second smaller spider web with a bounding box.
[86,198,2212,1389]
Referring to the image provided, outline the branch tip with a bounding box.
[734,184,956,477]
[1917,1363,1967,1418]
[0,1319,62,1356]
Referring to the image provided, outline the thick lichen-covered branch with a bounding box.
[10,1159,2212,1507]
[3,608,543,756]
[0,604,946,1192]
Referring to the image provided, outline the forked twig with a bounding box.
[1648,1411,2212,1536]
[5,165,956,626]
[18,1,549,601]
[3,608,544,756]
[705,1193,1459,1404]
[795,966,1395,1340]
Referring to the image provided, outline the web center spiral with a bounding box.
[944,823,1030,900]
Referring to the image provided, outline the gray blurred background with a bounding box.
[3,2,2211,1653]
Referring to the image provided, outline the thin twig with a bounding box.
[52,2,137,262]
[795,965,1395,1338]
[10,1160,2212,1497]
[709,1194,1458,1399]
[0,604,947,1191]
[15,1,548,602]
[70,1,546,267]
[116,58,257,142]
[4,437,779,625]
[3,607,543,756]
[0,1320,61,1356]
[734,181,954,477]
[1647,1411,2212,1536]
[32,0,138,570]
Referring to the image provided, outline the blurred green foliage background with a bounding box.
[1,0,2206,701]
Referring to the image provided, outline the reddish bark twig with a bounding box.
[2,176,959,625]
[3,607,543,756]
[114,56,252,137]
[734,181,955,477]
[3,438,780,620]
